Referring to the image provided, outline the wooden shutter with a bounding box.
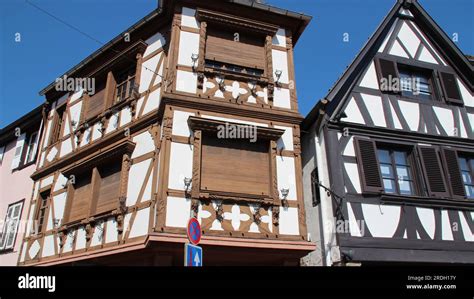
[201,135,270,196]
[5,201,23,249]
[441,148,466,199]
[439,72,463,105]
[11,133,26,169]
[418,146,449,198]
[95,163,121,214]
[85,88,106,120]
[375,58,399,93]
[69,173,92,222]
[354,138,384,193]
[205,27,265,70]
[104,71,117,108]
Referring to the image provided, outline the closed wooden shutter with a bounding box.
[69,173,92,222]
[85,87,106,120]
[205,27,265,70]
[441,148,466,199]
[201,135,270,196]
[375,58,399,93]
[95,163,122,214]
[439,72,463,105]
[418,146,449,198]
[11,133,26,170]
[354,138,384,193]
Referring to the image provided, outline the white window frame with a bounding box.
[11,133,26,170]
[0,200,24,251]
[24,131,39,165]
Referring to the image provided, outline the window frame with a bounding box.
[458,155,474,199]
[397,64,437,102]
[187,116,284,203]
[376,145,419,196]
[61,141,134,227]
[49,102,67,146]
[33,189,51,236]
[0,199,24,252]
[374,55,464,106]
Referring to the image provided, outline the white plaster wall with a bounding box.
[131,131,155,159]
[362,203,400,238]
[275,125,293,151]
[165,196,191,227]
[172,110,195,137]
[126,159,152,206]
[273,87,291,109]
[278,207,299,235]
[144,32,166,57]
[129,207,150,238]
[181,7,199,29]
[359,61,379,90]
[168,142,193,191]
[176,71,197,94]
[398,100,419,131]
[361,93,386,127]
[271,50,289,84]
[177,31,200,67]
[276,156,297,201]
[272,28,286,46]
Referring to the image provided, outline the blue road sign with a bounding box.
[184,243,203,267]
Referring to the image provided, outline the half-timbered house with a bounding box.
[0,105,42,265]
[18,0,314,266]
[302,0,473,265]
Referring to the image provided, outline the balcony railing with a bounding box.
[115,76,139,103]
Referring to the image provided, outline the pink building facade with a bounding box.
[0,106,42,266]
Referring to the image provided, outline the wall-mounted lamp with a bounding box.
[280,188,290,207]
[249,80,258,96]
[191,53,199,71]
[184,177,192,192]
[274,69,283,85]
[216,76,226,91]
[53,218,60,228]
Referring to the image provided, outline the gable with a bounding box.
[337,4,474,139]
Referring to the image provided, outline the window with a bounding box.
[205,26,266,73]
[50,104,67,146]
[399,67,433,100]
[0,200,24,251]
[204,60,264,77]
[310,168,320,206]
[115,66,137,103]
[35,190,51,235]
[459,156,474,199]
[201,133,271,196]
[24,131,39,164]
[84,82,106,120]
[355,139,420,195]
[375,57,463,104]
[67,162,122,223]
[377,148,415,195]
[188,117,284,200]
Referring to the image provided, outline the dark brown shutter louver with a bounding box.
[375,58,399,93]
[418,146,449,198]
[441,149,466,199]
[354,138,384,193]
[439,72,463,105]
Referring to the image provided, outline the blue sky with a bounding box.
[0,0,472,128]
